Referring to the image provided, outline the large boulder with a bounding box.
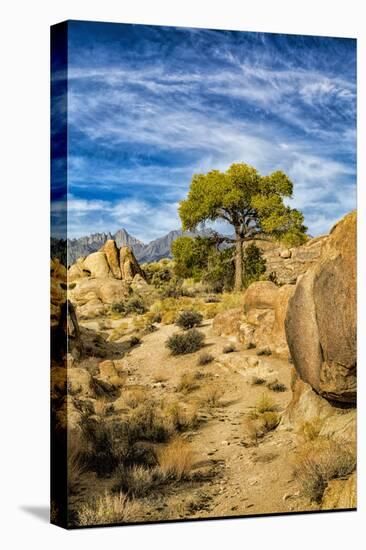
[213,282,294,357]
[103,239,122,279]
[321,472,356,510]
[69,278,130,319]
[212,308,243,338]
[120,246,144,281]
[83,251,111,279]
[285,211,356,404]
[243,281,278,310]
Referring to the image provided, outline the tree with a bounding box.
[171,235,215,280]
[242,243,267,288]
[179,163,307,290]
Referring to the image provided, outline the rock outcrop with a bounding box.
[67,240,145,318]
[245,235,326,285]
[213,281,295,357]
[285,211,356,404]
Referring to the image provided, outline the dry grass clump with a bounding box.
[199,384,225,408]
[257,347,272,356]
[197,352,214,366]
[67,430,87,494]
[177,372,199,394]
[157,438,196,480]
[127,401,173,443]
[292,437,356,503]
[242,411,280,446]
[254,393,278,414]
[267,380,287,393]
[108,321,129,342]
[77,491,143,526]
[297,417,325,442]
[129,335,141,347]
[114,464,159,497]
[251,376,266,386]
[223,343,236,353]
[166,329,205,355]
[242,394,280,446]
[217,292,245,311]
[164,400,199,431]
[153,369,169,383]
[123,387,147,409]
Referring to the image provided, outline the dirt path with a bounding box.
[110,318,312,518]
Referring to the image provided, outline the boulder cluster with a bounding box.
[67,240,146,319]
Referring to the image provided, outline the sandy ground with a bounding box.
[74,317,316,520]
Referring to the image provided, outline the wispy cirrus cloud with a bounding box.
[51,23,356,240]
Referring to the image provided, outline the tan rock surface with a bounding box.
[83,251,111,279]
[285,211,356,403]
[103,239,122,279]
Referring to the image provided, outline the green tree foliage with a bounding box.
[242,243,267,288]
[179,163,307,290]
[172,235,266,293]
[171,235,213,280]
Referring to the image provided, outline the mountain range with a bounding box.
[51,228,210,266]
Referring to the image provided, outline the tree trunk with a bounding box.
[234,228,243,291]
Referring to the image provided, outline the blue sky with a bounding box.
[52,21,356,242]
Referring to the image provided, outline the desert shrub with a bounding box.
[166,329,205,355]
[242,410,280,446]
[142,323,157,335]
[164,401,199,431]
[114,465,159,497]
[112,296,147,317]
[293,437,356,503]
[123,387,147,409]
[80,417,127,476]
[268,271,278,284]
[157,438,196,480]
[257,347,272,356]
[108,321,129,342]
[127,402,173,443]
[267,381,287,393]
[205,295,221,303]
[111,302,125,315]
[77,491,143,526]
[125,296,147,315]
[123,441,158,468]
[176,310,203,330]
[297,418,325,442]
[129,335,141,347]
[247,342,256,350]
[197,352,214,366]
[201,303,220,319]
[161,310,177,325]
[199,384,224,407]
[253,393,278,415]
[144,262,173,288]
[261,411,280,431]
[153,370,169,383]
[251,376,266,386]
[177,372,199,394]
[67,430,86,495]
[223,343,236,353]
